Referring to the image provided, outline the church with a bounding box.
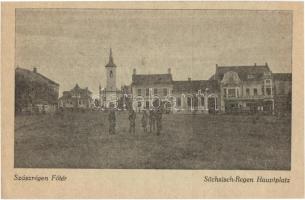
[99,49,120,108]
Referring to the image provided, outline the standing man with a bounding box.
[149,109,156,133]
[156,107,163,136]
[141,110,148,133]
[128,109,136,134]
[108,109,116,135]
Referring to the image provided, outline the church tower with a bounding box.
[102,48,117,108]
[105,48,117,92]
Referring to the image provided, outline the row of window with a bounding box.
[224,87,272,97]
[137,88,170,97]
[62,99,88,105]
[136,97,206,108]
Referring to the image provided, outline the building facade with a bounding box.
[131,68,220,113]
[172,79,220,113]
[15,67,59,114]
[212,63,290,114]
[131,68,173,112]
[130,63,291,114]
[58,84,93,110]
[273,73,292,114]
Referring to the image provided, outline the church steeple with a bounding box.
[109,48,113,64]
[105,48,117,68]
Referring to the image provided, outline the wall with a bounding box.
[131,84,173,111]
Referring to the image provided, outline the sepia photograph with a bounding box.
[14,8,293,170]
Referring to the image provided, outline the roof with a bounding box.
[105,48,117,68]
[132,74,173,86]
[273,73,292,81]
[59,84,92,100]
[15,67,59,86]
[173,80,220,93]
[215,64,271,81]
[71,84,92,94]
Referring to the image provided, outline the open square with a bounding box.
[15,112,291,169]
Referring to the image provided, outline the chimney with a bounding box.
[33,67,37,73]
[188,77,191,81]
[168,68,171,74]
[133,68,136,75]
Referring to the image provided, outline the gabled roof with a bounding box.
[273,73,292,81]
[132,74,173,86]
[173,80,219,93]
[215,64,271,81]
[15,67,59,86]
[60,84,92,100]
[71,84,92,94]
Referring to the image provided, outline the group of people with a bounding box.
[140,109,163,135]
[108,108,163,136]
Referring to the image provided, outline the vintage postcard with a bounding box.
[1,2,304,198]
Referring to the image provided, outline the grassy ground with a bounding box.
[14,111,291,169]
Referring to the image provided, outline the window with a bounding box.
[137,102,142,108]
[145,88,149,96]
[153,88,158,95]
[110,70,113,78]
[228,89,236,98]
[265,79,271,85]
[266,87,272,96]
[137,88,142,96]
[261,86,265,95]
[246,88,250,96]
[253,88,258,96]
[223,88,227,97]
[145,101,150,109]
[177,97,181,107]
[278,82,285,94]
[247,74,255,79]
[163,88,168,96]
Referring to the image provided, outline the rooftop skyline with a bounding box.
[16,9,292,96]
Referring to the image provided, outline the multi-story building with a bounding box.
[212,63,281,114]
[131,68,173,112]
[15,67,59,114]
[172,79,219,113]
[273,73,292,114]
[130,68,220,113]
[128,63,291,115]
[58,84,93,110]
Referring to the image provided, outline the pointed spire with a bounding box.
[109,48,113,64]
[105,48,117,68]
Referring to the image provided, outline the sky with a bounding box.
[16,9,292,97]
